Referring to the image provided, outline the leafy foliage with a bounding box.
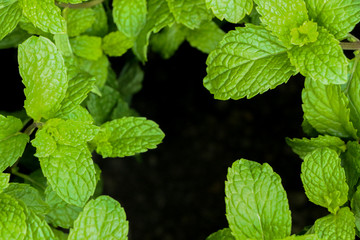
[1,0,360,239]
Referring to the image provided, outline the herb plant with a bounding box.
[1,0,360,239]
[202,0,360,240]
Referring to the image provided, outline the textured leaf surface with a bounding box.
[102,31,133,57]
[24,209,56,240]
[83,4,108,37]
[113,0,147,38]
[65,8,95,37]
[87,85,121,125]
[20,0,66,34]
[305,0,360,40]
[40,144,96,207]
[301,148,348,213]
[186,20,225,54]
[56,71,96,117]
[342,141,360,192]
[77,54,109,87]
[45,186,82,229]
[288,27,348,85]
[18,36,68,121]
[225,159,291,239]
[314,207,355,240]
[68,196,128,240]
[59,105,94,123]
[3,183,50,215]
[0,114,23,139]
[0,1,22,40]
[70,35,102,61]
[302,78,357,139]
[151,23,186,59]
[254,0,308,46]
[346,57,360,135]
[0,173,10,193]
[0,133,29,172]
[206,228,235,240]
[286,135,346,159]
[351,186,360,233]
[204,24,295,100]
[133,0,174,62]
[167,0,213,29]
[93,117,165,158]
[206,0,252,23]
[0,193,26,240]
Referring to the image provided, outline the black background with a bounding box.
[1,39,329,239]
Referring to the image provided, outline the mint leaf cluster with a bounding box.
[202,0,360,239]
[204,0,359,100]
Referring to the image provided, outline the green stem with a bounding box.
[24,121,42,136]
[55,0,104,9]
[340,41,360,50]
[11,169,46,191]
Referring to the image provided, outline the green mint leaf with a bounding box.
[0,193,27,240]
[83,4,108,37]
[0,26,30,49]
[32,129,57,158]
[314,207,355,240]
[45,186,82,229]
[34,118,99,151]
[186,20,225,54]
[112,0,147,38]
[19,20,52,39]
[282,234,320,240]
[204,24,295,100]
[167,0,213,29]
[64,8,95,37]
[0,114,23,139]
[0,0,17,8]
[151,23,186,59]
[133,0,174,62]
[117,61,144,100]
[288,27,348,85]
[92,117,165,158]
[351,186,360,233]
[52,228,68,240]
[102,31,134,57]
[59,105,94,123]
[40,144,96,207]
[56,71,96,118]
[24,208,57,240]
[346,58,360,135]
[302,78,357,139]
[225,159,291,239]
[205,0,252,23]
[70,35,102,61]
[77,54,109,87]
[0,133,29,172]
[19,0,66,34]
[18,36,68,121]
[342,141,360,193]
[206,228,235,240]
[301,148,348,213]
[54,33,73,57]
[0,173,10,193]
[254,0,308,47]
[304,0,360,40]
[68,196,128,240]
[3,183,50,216]
[290,21,319,47]
[57,0,86,3]
[285,135,346,160]
[87,85,121,125]
[110,99,137,119]
[0,1,22,40]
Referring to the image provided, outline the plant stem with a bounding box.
[11,169,46,191]
[55,0,104,9]
[24,121,42,136]
[340,41,360,50]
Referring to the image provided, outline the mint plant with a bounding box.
[201,0,360,239]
